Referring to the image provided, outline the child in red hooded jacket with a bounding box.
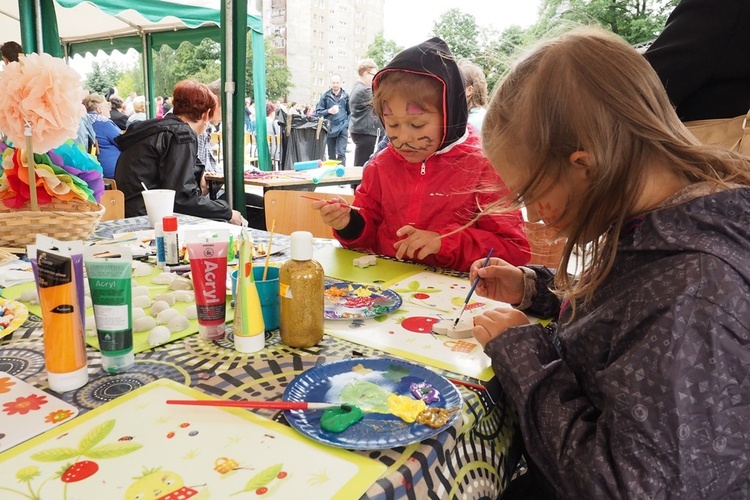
[313,37,529,272]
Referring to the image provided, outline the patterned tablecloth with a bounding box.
[0,215,520,499]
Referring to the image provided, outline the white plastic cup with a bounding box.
[141,189,175,228]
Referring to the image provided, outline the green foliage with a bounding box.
[84,61,122,95]
[247,36,293,101]
[431,8,481,59]
[364,32,403,67]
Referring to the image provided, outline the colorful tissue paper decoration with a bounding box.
[0,51,103,209]
[0,53,86,153]
[0,140,103,208]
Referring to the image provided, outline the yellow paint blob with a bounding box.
[387,395,427,423]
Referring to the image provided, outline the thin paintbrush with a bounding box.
[453,248,494,327]
[166,399,352,411]
[299,194,361,211]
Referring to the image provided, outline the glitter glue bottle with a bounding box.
[279,231,324,347]
[162,215,179,266]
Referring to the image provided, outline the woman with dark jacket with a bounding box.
[114,80,242,224]
[349,59,384,167]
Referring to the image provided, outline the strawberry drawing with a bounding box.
[60,460,99,483]
[400,316,440,333]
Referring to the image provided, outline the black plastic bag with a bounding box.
[277,110,330,170]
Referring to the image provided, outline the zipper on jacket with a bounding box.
[421,161,426,175]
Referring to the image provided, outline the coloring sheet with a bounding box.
[325,271,516,381]
[0,379,384,499]
[0,372,78,452]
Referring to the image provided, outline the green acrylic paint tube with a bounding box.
[84,246,134,374]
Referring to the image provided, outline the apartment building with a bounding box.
[259,0,385,106]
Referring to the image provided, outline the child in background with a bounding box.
[314,37,529,272]
[471,28,750,498]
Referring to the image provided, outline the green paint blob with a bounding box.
[320,405,364,433]
[339,380,392,413]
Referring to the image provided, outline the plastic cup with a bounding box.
[254,266,280,331]
[141,189,175,228]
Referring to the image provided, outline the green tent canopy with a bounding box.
[6,0,270,212]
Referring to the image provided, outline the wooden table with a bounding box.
[0,214,519,499]
[206,167,363,198]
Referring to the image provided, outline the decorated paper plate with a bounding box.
[283,358,462,450]
[324,282,401,320]
[0,297,29,339]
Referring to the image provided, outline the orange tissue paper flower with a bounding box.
[0,53,87,153]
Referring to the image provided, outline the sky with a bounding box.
[69,0,543,78]
[383,0,542,48]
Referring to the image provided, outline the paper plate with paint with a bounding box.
[0,297,29,339]
[324,282,401,320]
[283,358,462,450]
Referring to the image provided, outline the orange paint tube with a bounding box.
[36,245,88,392]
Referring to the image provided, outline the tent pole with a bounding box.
[39,0,61,56]
[33,0,43,51]
[142,33,154,118]
[251,31,269,171]
[18,0,37,53]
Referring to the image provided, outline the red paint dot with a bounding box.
[277,471,287,479]
[256,487,268,495]
[166,432,175,439]
[180,423,190,428]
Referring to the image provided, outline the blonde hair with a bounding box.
[357,58,377,77]
[133,97,146,113]
[483,27,750,313]
[82,94,105,112]
[458,59,487,109]
[373,72,442,119]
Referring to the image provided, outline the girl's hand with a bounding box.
[312,197,351,230]
[469,257,525,304]
[393,225,441,260]
[472,307,530,348]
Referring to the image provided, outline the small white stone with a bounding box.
[132,262,153,277]
[168,277,193,291]
[156,307,181,325]
[353,255,377,268]
[167,315,190,333]
[184,304,198,320]
[150,300,170,317]
[132,286,151,297]
[433,319,474,339]
[153,293,176,306]
[148,325,171,346]
[132,295,152,309]
[131,307,146,319]
[173,290,195,302]
[18,289,39,304]
[133,315,156,332]
[152,272,178,284]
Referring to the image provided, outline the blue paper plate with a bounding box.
[324,282,402,320]
[283,358,462,450]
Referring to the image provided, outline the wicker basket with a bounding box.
[0,198,105,247]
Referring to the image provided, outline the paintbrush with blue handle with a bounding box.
[454,248,494,327]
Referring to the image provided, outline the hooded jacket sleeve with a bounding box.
[487,267,750,498]
[158,131,232,221]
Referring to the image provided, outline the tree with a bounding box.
[364,32,403,68]
[536,0,679,45]
[84,60,123,95]
[247,37,292,101]
[431,9,481,59]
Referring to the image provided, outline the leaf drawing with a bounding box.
[30,447,80,463]
[85,442,143,459]
[77,420,115,453]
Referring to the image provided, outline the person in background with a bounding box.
[82,93,121,178]
[162,96,172,115]
[644,0,750,122]
[114,80,243,224]
[123,91,137,116]
[155,96,164,119]
[1,41,22,64]
[126,97,147,129]
[349,58,384,167]
[108,95,128,131]
[472,27,750,498]
[313,38,529,272]
[266,102,281,166]
[458,59,489,133]
[316,73,350,166]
